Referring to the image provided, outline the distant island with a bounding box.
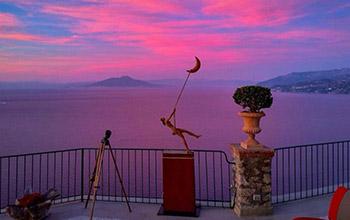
[88,76,157,88]
[0,75,254,89]
[258,68,350,94]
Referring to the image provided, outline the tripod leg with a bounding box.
[85,143,104,208]
[89,144,105,220]
[107,144,132,212]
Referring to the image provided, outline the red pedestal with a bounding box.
[159,151,198,216]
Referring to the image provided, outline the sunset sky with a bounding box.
[0,0,350,82]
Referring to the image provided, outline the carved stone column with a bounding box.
[231,144,275,216]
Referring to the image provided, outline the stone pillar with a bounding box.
[231,144,275,216]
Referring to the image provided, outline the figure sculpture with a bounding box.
[160,56,201,152]
[161,109,200,153]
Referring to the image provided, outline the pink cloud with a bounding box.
[0,33,37,41]
[40,3,244,61]
[41,3,184,35]
[118,0,188,14]
[0,32,79,45]
[2,1,350,81]
[202,0,310,26]
[270,29,350,47]
[0,12,21,27]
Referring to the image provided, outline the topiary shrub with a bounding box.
[233,86,273,112]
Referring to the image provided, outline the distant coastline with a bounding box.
[258,68,350,95]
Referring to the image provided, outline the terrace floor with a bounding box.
[1,195,331,220]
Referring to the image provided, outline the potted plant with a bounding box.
[233,86,273,149]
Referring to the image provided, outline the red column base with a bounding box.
[160,151,198,216]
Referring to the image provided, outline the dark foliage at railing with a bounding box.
[0,148,234,213]
[272,140,350,204]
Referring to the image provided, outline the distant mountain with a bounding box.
[89,76,157,88]
[258,68,350,94]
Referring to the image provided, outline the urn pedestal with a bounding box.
[231,144,275,216]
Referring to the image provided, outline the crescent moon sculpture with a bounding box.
[186,56,201,73]
[161,56,202,152]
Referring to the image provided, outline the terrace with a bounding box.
[1,140,349,219]
[0,195,331,220]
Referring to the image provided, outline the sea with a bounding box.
[1,87,350,207]
[0,87,350,156]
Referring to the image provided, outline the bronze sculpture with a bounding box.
[161,57,201,153]
[161,109,200,153]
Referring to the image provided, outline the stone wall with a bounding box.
[231,144,275,216]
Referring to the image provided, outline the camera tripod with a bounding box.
[85,130,132,220]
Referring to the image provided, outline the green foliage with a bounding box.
[233,86,273,112]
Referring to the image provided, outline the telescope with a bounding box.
[101,130,112,144]
[87,129,131,218]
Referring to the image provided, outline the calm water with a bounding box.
[1,88,350,156]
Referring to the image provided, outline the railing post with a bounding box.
[0,158,2,210]
[80,148,84,202]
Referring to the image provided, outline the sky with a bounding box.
[0,0,350,82]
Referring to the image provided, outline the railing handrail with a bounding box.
[0,147,235,164]
[0,148,85,159]
[274,139,350,151]
[84,147,235,164]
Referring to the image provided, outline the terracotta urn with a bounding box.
[238,111,265,149]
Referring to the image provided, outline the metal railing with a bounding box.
[3,140,348,212]
[0,148,234,213]
[272,140,350,204]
